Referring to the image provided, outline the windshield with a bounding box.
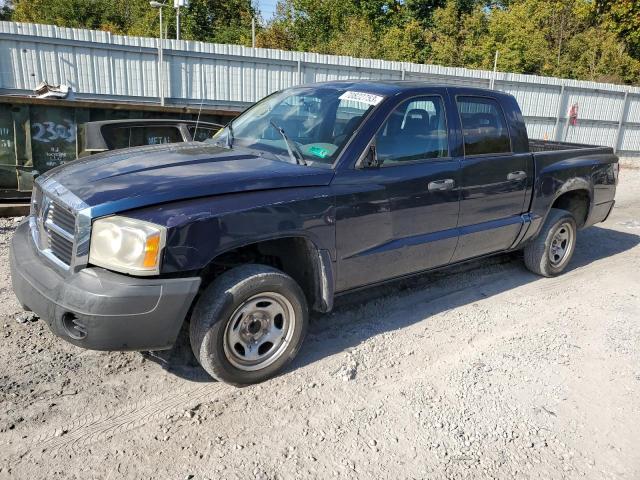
[207,87,382,167]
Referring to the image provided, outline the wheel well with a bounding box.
[551,190,590,228]
[200,237,324,311]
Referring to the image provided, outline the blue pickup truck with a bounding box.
[10,81,618,385]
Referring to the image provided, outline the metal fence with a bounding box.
[1,20,639,159]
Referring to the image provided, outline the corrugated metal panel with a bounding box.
[565,122,619,148]
[525,119,557,140]
[626,95,640,124]
[0,20,639,155]
[502,83,560,119]
[620,126,640,151]
[564,90,625,122]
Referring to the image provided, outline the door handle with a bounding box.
[507,171,527,181]
[428,178,455,192]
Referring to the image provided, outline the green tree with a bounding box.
[560,26,640,84]
[327,16,380,58]
[594,0,640,60]
[379,19,431,63]
[10,0,256,45]
[176,0,255,44]
[427,1,488,68]
[480,0,553,75]
[256,21,296,50]
[12,0,118,30]
[266,0,407,53]
[406,0,489,27]
[405,0,446,27]
[270,0,357,52]
[0,0,12,20]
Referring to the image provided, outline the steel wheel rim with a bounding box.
[223,292,296,372]
[548,221,574,267]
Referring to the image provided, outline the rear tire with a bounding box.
[190,264,308,386]
[524,208,577,277]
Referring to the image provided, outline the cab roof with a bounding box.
[299,80,513,99]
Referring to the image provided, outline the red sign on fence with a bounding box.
[569,103,578,126]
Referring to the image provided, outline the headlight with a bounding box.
[89,216,166,276]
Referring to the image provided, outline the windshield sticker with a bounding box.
[308,146,330,158]
[339,91,384,106]
[303,143,337,159]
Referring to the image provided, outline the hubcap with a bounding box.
[548,221,574,267]
[223,292,296,371]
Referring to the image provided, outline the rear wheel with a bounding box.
[190,264,308,386]
[524,208,577,277]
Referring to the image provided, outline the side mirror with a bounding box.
[360,144,381,168]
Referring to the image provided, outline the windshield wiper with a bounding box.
[269,120,307,166]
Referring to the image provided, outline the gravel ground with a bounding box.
[1,169,639,480]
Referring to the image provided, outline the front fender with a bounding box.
[124,187,336,273]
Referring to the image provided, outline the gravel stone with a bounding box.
[0,170,639,478]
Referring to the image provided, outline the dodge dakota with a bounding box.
[10,81,618,385]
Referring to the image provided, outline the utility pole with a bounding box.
[490,50,499,90]
[252,16,256,48]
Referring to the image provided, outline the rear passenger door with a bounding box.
[451,94,529,262]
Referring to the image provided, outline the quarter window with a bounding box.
[375,96,449,164]
[457,96,511,155]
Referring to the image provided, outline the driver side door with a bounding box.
[334,92,461,291]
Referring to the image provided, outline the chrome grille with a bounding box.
[30,184,77,268]
[46,203,75,265]
[51,204,76,233]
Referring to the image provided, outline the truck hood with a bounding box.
[42,142,334,215]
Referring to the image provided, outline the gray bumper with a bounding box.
[10,220,201,351]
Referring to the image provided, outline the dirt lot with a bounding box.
[1,169,639,480]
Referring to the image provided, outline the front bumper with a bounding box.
[10,220,201,351]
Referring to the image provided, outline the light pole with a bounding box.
[176,3,180,40]
[150,1,166,106]
[174,0,187,40]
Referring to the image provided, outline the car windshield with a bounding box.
[207,87,383,167]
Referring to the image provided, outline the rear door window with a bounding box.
[457,96,511,156]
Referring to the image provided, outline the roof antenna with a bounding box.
[193,95,205,141]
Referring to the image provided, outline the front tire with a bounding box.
[190,264,308,386]
[524,208,577,277]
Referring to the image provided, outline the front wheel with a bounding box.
[524,208,577,277]
[190,264,308,386]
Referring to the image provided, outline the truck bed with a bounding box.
[529,139,613,154]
